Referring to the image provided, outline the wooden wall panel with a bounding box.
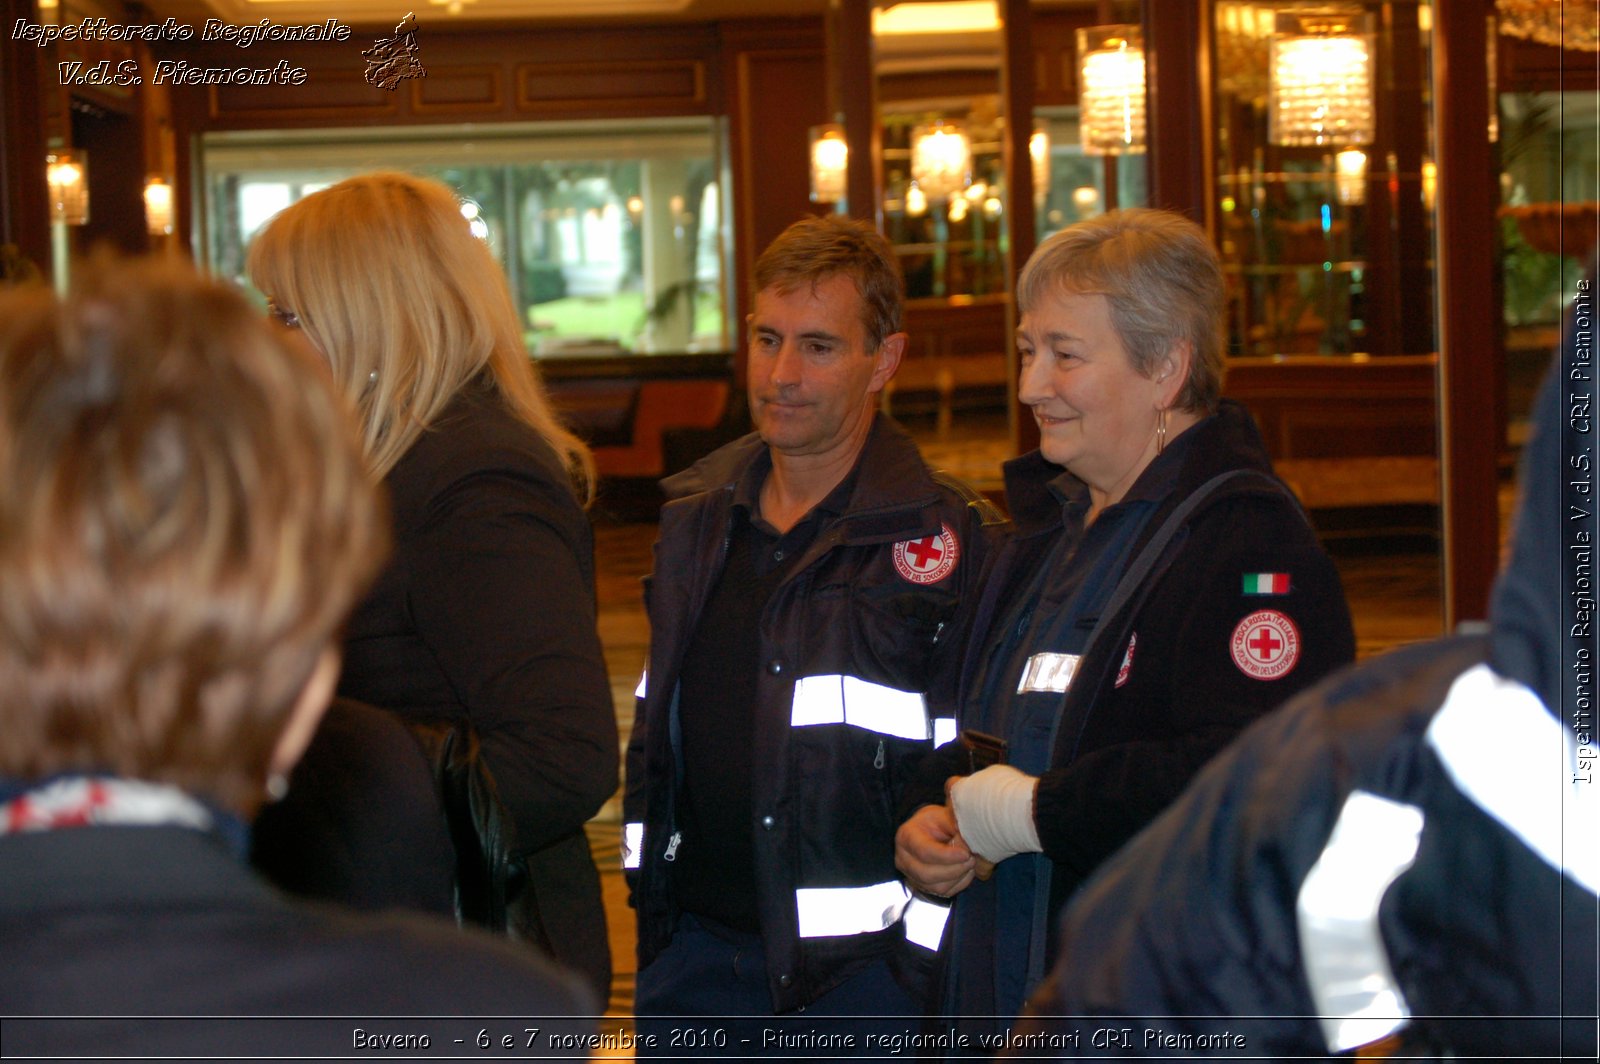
[515,59,706,112]
[1,0,49,266]
[157,23,722,130]
[412,64,504,115]
[208,67,402,122]
[721,19,829,386]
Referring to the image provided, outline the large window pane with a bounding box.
[199,118,731,357]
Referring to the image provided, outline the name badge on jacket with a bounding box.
[1017,652,1080,694]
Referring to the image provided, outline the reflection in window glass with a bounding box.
[1032,108,1147,242]
[199,119,731,357]
[881,107,1007,300]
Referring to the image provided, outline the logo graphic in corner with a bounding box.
[892,522,960,585]
[1230,610,1300,680]
[1114,631,1137,688]
[363,12,426,91]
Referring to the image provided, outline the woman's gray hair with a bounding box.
[1017,208,1225,414]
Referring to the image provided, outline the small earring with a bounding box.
[265,773,289,802]
[368,370,379,383]
[1156,408,1168,455]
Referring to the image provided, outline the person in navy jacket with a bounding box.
[896,209,1356,1036]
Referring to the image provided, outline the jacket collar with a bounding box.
[1001,400,1277,533]
[664,414,942,533]
[1,824,279,916]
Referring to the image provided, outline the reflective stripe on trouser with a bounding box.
[789,675,930,740]
[1425,663,1599,892]
[1296,790,1424,1053]
[795,880,915,939]
[621,821,644,870]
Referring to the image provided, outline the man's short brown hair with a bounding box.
[0,258,387,815]
[752,215,905,351]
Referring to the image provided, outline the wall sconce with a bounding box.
[1077,25,1146,156]
[809,124,847,205]
[1421,158,1437,213]
[1029,125,1051,202]
[46,151,89,225]
[1269,15,1374,147]
[144,178,175,236]
[1334,149,1367,205]
[911,120,971,200]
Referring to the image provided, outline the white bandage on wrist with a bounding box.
[949,764,1042,864]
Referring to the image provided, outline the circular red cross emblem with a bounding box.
[892,522,960,586]
[1230,609,1300,681]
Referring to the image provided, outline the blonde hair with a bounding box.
[0,257,387,816]
[247,172,593,497]
[1018,208,1225,414]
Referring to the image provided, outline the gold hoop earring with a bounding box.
[1156,408,1168,455]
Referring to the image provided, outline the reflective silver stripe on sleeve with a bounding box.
[621,821,644,870]
[1017,652,1079,693]
[634,669,648,700]
[790,674,931,740]
[1296,790,1424,1053]
[1425,663,1599,892]
[932,717,958,748]
[795,880,912,938]
[902,895,953,951]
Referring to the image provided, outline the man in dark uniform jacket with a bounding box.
[623,216,1003,1042]
[1015,288,1598,1059]
[0,259,593,1060]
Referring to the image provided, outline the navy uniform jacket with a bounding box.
[913,401,1356,1026]
[1016,311,1598,1060]
[624,415,1004,1013]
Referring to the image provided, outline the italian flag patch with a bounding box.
[1242,572,1290,595]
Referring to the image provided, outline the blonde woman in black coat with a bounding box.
[249,172,617,1000]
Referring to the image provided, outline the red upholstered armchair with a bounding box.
[592,379,732,479]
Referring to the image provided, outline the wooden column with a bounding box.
[1140,0,1211,225]
[1432,0,1500,624]
[827,0,879,227]
[1,0,49,269]
[1002,0,1038,456]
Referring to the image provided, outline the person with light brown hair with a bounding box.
[248,172,617,999]
[0,257,593,1054]
[623,214,1003,1040]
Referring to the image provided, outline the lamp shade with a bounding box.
[1334,149,1367,205]
[145,178,175,235]
[1077,25,1146,156]
[809,124,847,204]
[910,120,970,200]
[1029,125,1050,202]
[46,151,89,225]
[1269,31,1374,146]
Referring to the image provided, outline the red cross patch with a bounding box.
[892,522,960,585]
[1230,609,1300,680]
